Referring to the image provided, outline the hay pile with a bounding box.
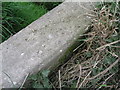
[50,2,120,89]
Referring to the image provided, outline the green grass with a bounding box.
[2,2,57,43]
[1,2,48,43]
[23,70,52,88]
[13,2,47,27]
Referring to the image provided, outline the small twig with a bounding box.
[76,65,82,88]
[97,73,115,90]
[79,32,95,37]
[107,51,118,58]
[86,41,92,51]
[59,70,61,90]
[73,42,85,52]
[87,58,119,80]
[2,71,14,86]
[77,61,100,89]
[110,45,120,48]
[49,80,56,90]
[96,40,120,50]
[19,73,29,89]
[113,1,118,17]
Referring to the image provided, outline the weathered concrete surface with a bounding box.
[1,2,94,88]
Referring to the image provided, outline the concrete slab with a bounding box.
[1,2,94,88]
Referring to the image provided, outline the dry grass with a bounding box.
[50,2,120,89]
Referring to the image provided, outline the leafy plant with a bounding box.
[1,2,48,43]
[24,70,52,88]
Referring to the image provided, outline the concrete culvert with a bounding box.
[1,1,95,88]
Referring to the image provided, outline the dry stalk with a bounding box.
[76,65,82,88]
[107,51,118,58]
[19,73,29,89]
[2,71,14,86]
[77,60,101,89]
[86,58,119,80]
[96,40,120,51]
[97,73,115,90]
[58,70,61,90]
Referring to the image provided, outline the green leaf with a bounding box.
[43,79,51,88]
[42,70,50,77]
[29,75,38,81]
[33,83,43,88]
[100,84,107,87]
[85,51,92,58]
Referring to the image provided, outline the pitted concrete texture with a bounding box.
[1,2,94,88]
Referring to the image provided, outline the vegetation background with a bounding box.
[1,1,119,89]
[1,2,61,43]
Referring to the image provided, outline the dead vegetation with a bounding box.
[50,2,120,89]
